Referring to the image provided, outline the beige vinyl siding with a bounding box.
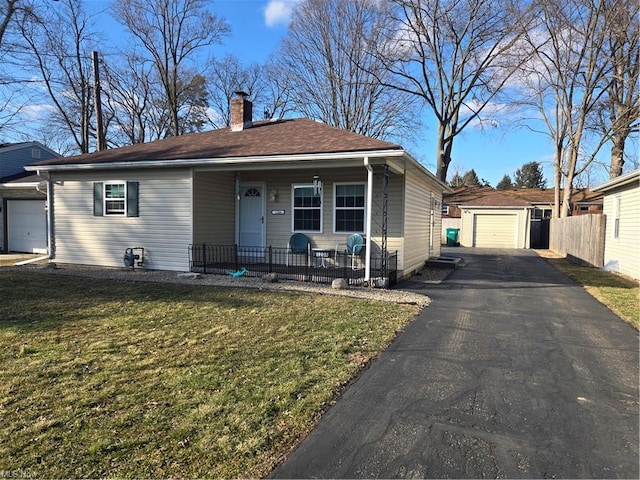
[403,167,435,275]
[602,184,639,279]
[461,208,530,248]
[50,169,192,271]
[230,167,406,271]
[193,171,235,245]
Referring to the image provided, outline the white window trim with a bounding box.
[333,182,367,234]
[291,184,323,233]
[613,195,621,240]
[104,181,127,216]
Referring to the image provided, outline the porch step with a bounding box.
[426,256,462,269]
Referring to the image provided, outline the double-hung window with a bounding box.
[105,183,126,215]
[334,183,365,233]
[93,181,139,217]
[292,185,322,232]
[613,195,621,239]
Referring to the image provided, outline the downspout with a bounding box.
[36,170,53,260]
[364,157,373,284]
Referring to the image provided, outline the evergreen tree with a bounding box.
[514,162,547,188]
[496,174,514,190]
[462,169,481,186]
[449,172,464,188]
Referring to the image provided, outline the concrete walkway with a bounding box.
[270,248,639,479]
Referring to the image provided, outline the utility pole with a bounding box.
[92,50,106,151]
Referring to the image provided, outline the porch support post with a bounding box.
[364,157,373,283]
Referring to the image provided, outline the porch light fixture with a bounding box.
[312,174,322,197]
[269,189,278,201]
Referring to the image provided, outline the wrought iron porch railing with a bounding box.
[188,244,398,288]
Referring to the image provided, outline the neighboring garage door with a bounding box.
[7,200,47,253]
[473,213,518,248]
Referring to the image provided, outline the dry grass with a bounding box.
[0,271,419,478]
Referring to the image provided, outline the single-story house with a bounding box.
[26,95,449,286]
[592,169,639,280]
[0,142,60,253]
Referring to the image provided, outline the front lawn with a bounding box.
[0,271,419,478]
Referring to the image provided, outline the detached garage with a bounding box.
[459,192,532,249]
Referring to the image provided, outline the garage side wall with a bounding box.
[50,169,192,271]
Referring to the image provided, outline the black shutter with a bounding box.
[127,181,139,217]
[93,182,103,216]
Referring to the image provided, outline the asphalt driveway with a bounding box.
[270,248,639,479]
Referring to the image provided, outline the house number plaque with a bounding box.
[271,210,285,215]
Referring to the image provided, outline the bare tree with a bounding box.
[111,0,229,138]
[261,56,296,121]
[0,0,25,137]
[206,54,265,128]
[275,0,419,142]
[16,0,98,153]
[603,0,639,178]
[520,0,611,217]
[101,51,158,145]
[0,0,19,48]
[377,0,534,181]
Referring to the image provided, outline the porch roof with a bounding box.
[27,118,402,171]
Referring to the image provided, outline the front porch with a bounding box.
[188,244,398,288]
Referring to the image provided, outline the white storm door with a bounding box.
[238,185,265,248]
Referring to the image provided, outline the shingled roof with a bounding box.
[444,185,602,206]
[460,190,531,207]
[29,118,402,168]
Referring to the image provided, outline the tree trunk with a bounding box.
[435,123,453,182]
[609,130,626,179]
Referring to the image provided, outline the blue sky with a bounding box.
[48,1,616,186]
[208,0,562,187]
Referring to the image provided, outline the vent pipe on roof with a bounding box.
[230,91,253,132]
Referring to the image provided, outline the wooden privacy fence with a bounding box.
[550,214,606,267]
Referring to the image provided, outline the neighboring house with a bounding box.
[0,142,60,253]
[442,186,603,248]
[26,95,449,284]
[443,186,602,220]
[592,169,640,280]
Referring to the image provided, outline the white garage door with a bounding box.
[473,214,518,248]
[7,200,47,253]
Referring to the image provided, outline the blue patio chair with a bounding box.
[335,233,365,270]
[287,233,311,266]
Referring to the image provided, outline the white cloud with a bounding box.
[264,0,299,28]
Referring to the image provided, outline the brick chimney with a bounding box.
[230,91,253,131]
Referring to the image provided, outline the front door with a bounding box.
[238,185,265,248]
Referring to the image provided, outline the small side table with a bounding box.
[311,248,333,268]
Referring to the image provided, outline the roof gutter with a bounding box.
[26,149,406,173]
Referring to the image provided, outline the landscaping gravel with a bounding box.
[10,262,453,308]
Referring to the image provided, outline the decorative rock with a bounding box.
[262,272,279,283]
[331,278,348,290]
[44,262,57,269]
[177,272,202,279]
